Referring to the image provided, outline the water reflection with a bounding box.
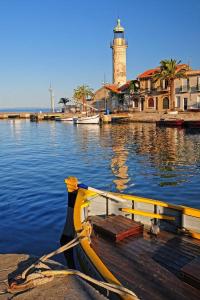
[9,119,25,140]
[108,125,129,191]
[100,123,200,192]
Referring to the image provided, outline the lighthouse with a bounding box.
[111,18,128,86]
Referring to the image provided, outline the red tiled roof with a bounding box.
[137,64,190,79]
[118,81,131,91]
[105,84,120,94]
[137,68,160,79]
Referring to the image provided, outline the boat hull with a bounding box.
[156,119,184,127]
[55,117,74,122]
[74,115,100,124]
[184,120,200,127]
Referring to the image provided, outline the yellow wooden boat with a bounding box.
[60,177,200,300]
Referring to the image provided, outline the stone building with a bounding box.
[92,84,120,112]
[136,66,200,112]
[175,70,200,110]
[137,67,170,112]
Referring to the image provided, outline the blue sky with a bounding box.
[0,0,200,108]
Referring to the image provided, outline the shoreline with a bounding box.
[1,111,200,123]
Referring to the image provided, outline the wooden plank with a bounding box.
[92,234,200,300]
[181,257,200,289]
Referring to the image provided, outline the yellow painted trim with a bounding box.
[73,188,133,300]
[81,200,91,208]
[181,206,200,218]
[109,192,200,218]
[121,208,175,220]
[114,193,182,210]
[188,231,200,240]
[81,188,200,219]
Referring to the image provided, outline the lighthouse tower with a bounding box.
[111,18,128,86]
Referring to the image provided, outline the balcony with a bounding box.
[179,85,190,93]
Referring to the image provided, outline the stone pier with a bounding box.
[0,254,107,300]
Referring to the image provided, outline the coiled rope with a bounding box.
[1,222,139,300]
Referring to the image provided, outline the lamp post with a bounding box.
[102,79,108,114]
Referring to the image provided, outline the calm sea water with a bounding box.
[0,120,200,257]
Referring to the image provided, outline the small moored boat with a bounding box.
[184,120,200,128]
[61,177,200,300]
[55,117,74,122]
[73,114,100,124]
[156,118,184,127]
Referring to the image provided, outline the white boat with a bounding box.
[73,114,100,124]
[55,117,74,122]
[60,117,74,122]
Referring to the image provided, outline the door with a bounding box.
[156,97,158,110]
[184,98,188,111]
[141,99,144,111]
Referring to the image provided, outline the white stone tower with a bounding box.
[110,18,128,86]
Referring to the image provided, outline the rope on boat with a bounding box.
[88,186,126,203]
[2,222,139,300]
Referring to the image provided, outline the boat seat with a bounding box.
[92,215,144,242]
[120,208,175,221]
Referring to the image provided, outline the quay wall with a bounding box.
[1,111,200,122]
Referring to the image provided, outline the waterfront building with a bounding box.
[136,66,200,112]
[93,84,120,112]
[175,70,200,111]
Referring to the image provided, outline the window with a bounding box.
[162,79,168,89]
[148,98,154,108]
[147,79,151,91]
[181,78,189,92]
[163,97,169,109]
[176,96,181,108]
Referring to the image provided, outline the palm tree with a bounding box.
[59,97,70,112]
[153,59,188,110]
[73,85,94,112]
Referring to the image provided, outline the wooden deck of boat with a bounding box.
[90,216,200,300]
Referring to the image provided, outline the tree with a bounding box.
[59,97,70,112]
[73,85,94,112]
[153,59,188,110]
[128,80,140,94]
